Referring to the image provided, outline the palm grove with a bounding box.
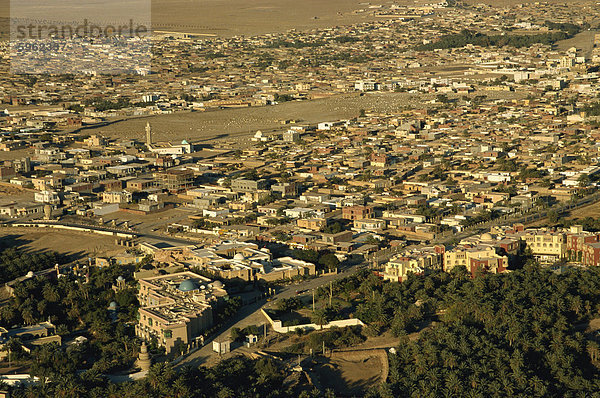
[4,243,600,396]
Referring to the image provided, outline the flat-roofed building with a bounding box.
[512,228,566,262]
[342,205,373,221]
[384,246,443,282]
[127,178,156,192]
[103,191,132,204]
[231,178,269,192]
[154,169,194,192]
[444,245,508,276]
[135,271,227,355]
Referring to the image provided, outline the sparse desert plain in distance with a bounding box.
[152,0,378,37]
[151,0,594,37]
[0,0,592,39]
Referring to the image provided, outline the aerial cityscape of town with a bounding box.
[3,0,600,396]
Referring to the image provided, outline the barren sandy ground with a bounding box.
[0,148,35,162]
[152,0,378,37]
[0,227,124,259]
[71,91,525,144]
[565,201,600,220]
[0,0,590,39]
[0,0,418,39]
[313,355,384,395]
[557,30,597,57]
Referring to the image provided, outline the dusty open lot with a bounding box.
[565,201,600,220]
[0,0,595,40]
[0,226,124,259]
[71,90,525,144]
[312,352,386,396]
[98,207,199,234]
[152,0,378,37]
[0,0,425,39]
[557,30,597,57]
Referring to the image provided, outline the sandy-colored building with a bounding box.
[342,205,373,221]
[383,247,443,282]
[444,244,508,276]
[518,228,567,262]
[135,271,227,355]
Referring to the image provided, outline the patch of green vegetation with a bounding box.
[416,28,578,51]
[0,248,61,285]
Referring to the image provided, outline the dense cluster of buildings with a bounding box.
[138,240,317,282]
[4,0,600,359]
[0,1,599,124]
[383,224,600,281]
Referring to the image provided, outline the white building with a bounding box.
[34,191,60,205]
[354,80,381,91]
[103,191,132,204]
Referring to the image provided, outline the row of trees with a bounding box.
[283,325,366,354]
[9,357,318,398]
[11,256,600,396]
[0,248,60,285]
[416,28,576,51]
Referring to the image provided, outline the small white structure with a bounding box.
[252,130,271,142]
[245,334,258,348]
[213,339,230,354]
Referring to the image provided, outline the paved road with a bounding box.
[7,219,202,246]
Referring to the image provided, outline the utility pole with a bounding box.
[329,281,332,307]
[312,289,315,311]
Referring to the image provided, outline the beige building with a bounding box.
[297,218,327,231]
[516,228,566,262]
[256,257,316,282]
[444,245,508,276]
[384,247,442,282]
[102,191,132,204]
[135,271,227,355]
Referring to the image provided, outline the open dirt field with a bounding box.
[313,352,386,396]
[98,207,198,234]
[0,227,124,260]
[557,30,597,57]
[565,201,600,220]
[0,149,35,162]
[0,0,426,39]
[0,0,595,40]
[71,90,525,144]
[152,0,379,37]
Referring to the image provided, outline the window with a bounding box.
[164,330,172,339]
[149,318,153,326]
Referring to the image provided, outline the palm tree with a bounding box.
[171,377,192,398]
[587,341,600,365]
[146,363,175,393]
[21,306,36,325]
[55,377,85,398]
[311,308,328,329]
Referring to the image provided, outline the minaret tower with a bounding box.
[145,122,152,147]
[135,342,152,372]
